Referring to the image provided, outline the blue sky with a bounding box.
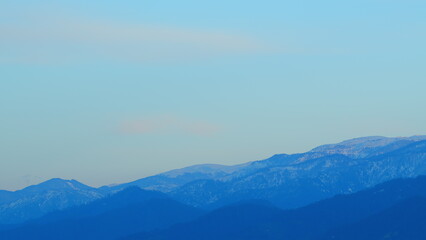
[1,0,426,190]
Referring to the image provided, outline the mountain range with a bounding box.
[1,135,426,231]
[0,187,203,240]
[169,135,426,209]
[121,175,426,240]
[4,175,426,240]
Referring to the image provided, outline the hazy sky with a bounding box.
[1,0,426,190]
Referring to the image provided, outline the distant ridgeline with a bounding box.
[1,136,426,239]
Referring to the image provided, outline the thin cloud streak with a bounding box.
[0,13,273,64]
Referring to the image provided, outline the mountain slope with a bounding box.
[309,135,426,158]
[106,136,426,196]
[102,163,247,193]
[0,188,204,240]
[123,203,286,240]
[0,178,105,224]
[1,135,426,225]
[123,175,426,240]
[25,187,168,225]
[322,197,426,240]
[171,139,426,209]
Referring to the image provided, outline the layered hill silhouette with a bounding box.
[2,135,426,231]
[3,175,426,239]
[25,187,168,225]
[2,136,426,239]
[122,175,426,240]
[0,187,203,240]
[321,196,426,240]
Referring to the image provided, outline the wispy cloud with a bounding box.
[119,115,221,136]
[0,12,271,64]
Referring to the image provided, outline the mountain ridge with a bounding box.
[0,187,204,240]
[2,135,426,224]
[122,175,426,240]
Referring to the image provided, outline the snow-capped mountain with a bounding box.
[0,178,105,224]
[309,135,426,158]
[2,135,426,224]
[170,137,426,208]
[103,163,248,193]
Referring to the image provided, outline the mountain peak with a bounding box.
[309,135,426,158]
[20,178,93,193]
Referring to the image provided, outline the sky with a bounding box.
[1,0,426,190]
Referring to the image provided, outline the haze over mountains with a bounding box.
[1,135,426,239]
[3,166,426,239]
[2,136,426,223]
